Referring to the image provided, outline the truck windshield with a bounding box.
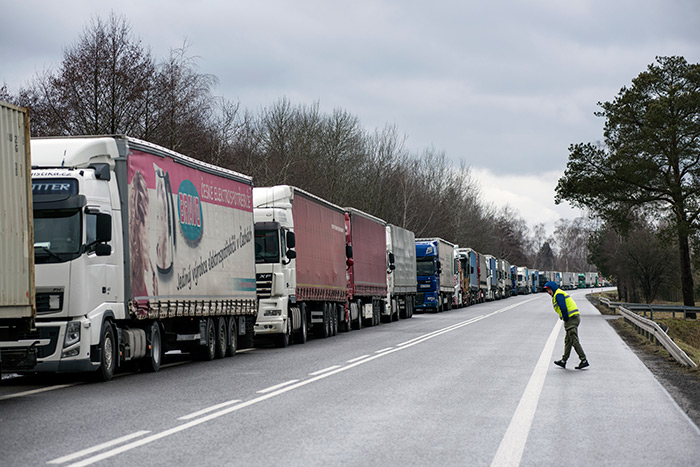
[416,258,435,276]
[34,209,82,263]
[255,229,280,264]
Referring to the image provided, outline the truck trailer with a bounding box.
[253,185,349,346]
[346,208,389,327]
[386,224,417,320]
[5,136,257,381]
[0,102,36,373]
[415,238,455,312]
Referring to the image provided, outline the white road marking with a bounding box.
[177,399,243,420]
[346,355,370,363]
[47,430,151,464]
[490,319,562,467]
[309,365,341,376]
[0,384,78,401]
[59,298,539,467]
[256,380,300,394]
[375,347,394,354]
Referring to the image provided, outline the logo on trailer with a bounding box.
[178,179,203,241]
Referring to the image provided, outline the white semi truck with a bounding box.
[253,185,353,346]
[3,135,257,381]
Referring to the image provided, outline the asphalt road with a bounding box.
[2,289,700,466]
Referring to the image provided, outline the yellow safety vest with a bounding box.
[552,289,579,319]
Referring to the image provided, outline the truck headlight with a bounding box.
[64,321,81,348]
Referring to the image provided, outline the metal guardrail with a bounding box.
[615,305,697,368]
[599,297,700,320]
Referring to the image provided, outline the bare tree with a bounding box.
[18,12,155,136]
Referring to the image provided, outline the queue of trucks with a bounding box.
[0,101,604,381]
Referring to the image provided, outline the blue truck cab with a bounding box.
[415,238,454,312]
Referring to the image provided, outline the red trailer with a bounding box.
[345,208,388,328]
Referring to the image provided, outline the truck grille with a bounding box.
[36,292,64,315]
[256,273,272,299]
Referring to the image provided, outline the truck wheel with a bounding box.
[215,317,228,358]
[275,317,291,348]
[320,303,331,338]
[296,304,308,344]
[139,322,162,373]
[225,316,237,357]
[94,321,117,382]
[353,300,363,330]
[195,318,216,361]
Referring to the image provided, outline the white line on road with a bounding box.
[0,383,78,401]
[375,347,394,354]
[61,298,539,467]
[346,355,370,363]
[177,399,243,420]
[309,365,341,376]
[47,430,151,464]
[490,319,562,467]
[257,380,300,394]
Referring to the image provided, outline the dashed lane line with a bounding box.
[47,431,151,465]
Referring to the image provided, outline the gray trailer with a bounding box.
[385,224,417,320]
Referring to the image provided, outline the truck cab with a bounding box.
[253,204,298,346]
[29,138,123,374]
[415,242,441,312]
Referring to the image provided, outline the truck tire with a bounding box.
[319,303,331,338]
[352,300,363,330]
[295,304,308,344]
[225,316,237,357]
[139,321,162,373]
[215,317,228,358]
[94,321,117,382]
[195,318,216,361]
[275,316,292,348]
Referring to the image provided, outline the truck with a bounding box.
[415,238,455,312]
[346,208,389,327]
[385,224,417,320]
[515,267,529,294]
[497,259,511,299]
[456,248,480,305]
[5,135,257,381]
[480,254,493,301]
[0,102,36,374]
[253,185,349,346]
[585,272,598,288]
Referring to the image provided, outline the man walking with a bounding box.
[544,281,589,369]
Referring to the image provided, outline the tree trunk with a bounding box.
[677,230,696,317]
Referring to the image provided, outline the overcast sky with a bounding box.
[2,0,700,236]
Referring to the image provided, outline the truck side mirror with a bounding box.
[346,245,353,259]
[286,250,297,260]
[286,231,296,249]
[96,213,112,243]
[95,243,112,256]
[388,252,396,272]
